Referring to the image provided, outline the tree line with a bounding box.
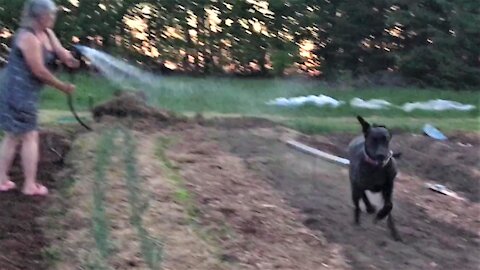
[0,0,479,89]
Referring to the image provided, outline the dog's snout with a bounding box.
[376,154,386,161]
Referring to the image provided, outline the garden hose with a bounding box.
[67,93,92,131]
[66,45,92,131]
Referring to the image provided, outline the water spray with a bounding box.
[73,45,160,89]
[66,45,165,130]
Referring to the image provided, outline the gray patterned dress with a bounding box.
[0,28,56,135]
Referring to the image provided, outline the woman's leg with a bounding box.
[0,132,20,188]
[21,130,47,195]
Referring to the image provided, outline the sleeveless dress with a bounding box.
[0,28,56,135]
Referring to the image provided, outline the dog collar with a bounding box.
[363,148,393,167]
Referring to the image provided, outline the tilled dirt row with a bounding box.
[44,128,224,270]
[167,126,351,270]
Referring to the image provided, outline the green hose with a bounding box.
[67,93,92,131]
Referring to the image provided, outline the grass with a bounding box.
[122,129,163,270]
[155,137,198,218]
[283,116,480,134]
[36,73,480,133]
[41,247,62,267]
[92,129,116,264]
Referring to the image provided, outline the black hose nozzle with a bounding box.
[71,45,83,61]
[67,45,86,80]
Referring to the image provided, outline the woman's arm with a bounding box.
[18,32,75,94]
[46,29,80,69]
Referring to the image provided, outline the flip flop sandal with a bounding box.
[22,184,49,196]
[0,180,16,192]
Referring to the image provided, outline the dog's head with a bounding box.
[357,116,392,163]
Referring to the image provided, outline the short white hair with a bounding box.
[20,0,57,27]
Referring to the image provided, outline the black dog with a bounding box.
[348,116,401,241]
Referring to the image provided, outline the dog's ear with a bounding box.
[357,116,370,134]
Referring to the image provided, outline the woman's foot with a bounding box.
[0,180,16,192]
[22,183,48,196]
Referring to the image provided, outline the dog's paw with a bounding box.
[375,210,389,221]
[373,215,387,224]
[392,234,403,242]
[354,217,361,226]
[366,205,377,214]
[353,221,363,228]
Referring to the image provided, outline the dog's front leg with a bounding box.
[352,188,362,225]
[375,180,402,241]
[387,214,402,241]
[362,192,376,214]
[375,184,393,221]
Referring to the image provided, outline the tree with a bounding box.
[310,0,394,79]
[0,0,24,30]
[56,0,139,49]
[0,0,477,88]
[0,0,28,63]
[387,0,480,88]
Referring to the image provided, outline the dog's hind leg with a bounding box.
[387,214,402,241]
[352,189,362,225]
[362,192,376,214]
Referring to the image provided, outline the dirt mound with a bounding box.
[92,92,178,127]
[303,132,480,202]
[39,130,72,165]
[392,133,480,201]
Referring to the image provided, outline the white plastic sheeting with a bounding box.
[266,95,344,108]
[350,98,393,109]
[401,99,476,112]
[267,95,476,112]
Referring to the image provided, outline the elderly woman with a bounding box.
[0,0,79,196]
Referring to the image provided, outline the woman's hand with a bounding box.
[60,83,76,94]
[65,57,80,69]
